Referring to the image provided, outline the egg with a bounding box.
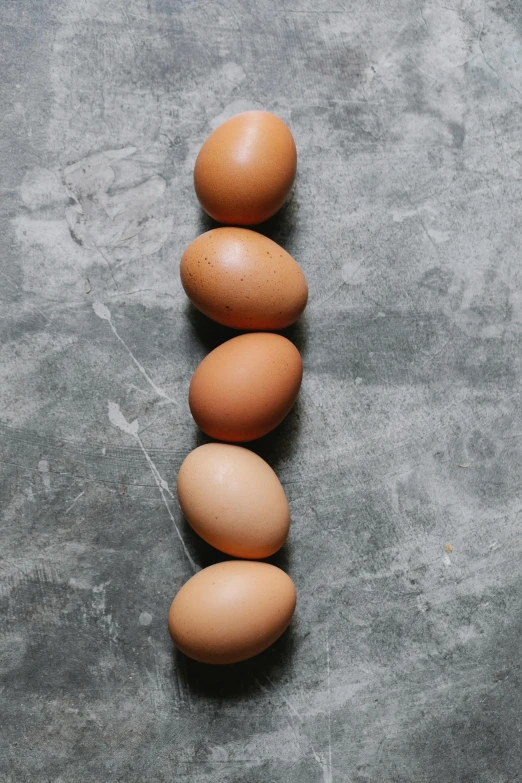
[168,560,296,664]
[177,443,290,558]
[189,332,302,442]
[180,227,308,331]
[194,111,297,225]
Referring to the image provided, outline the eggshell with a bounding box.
[194,111,297,225]
[180,227,308,331]
[168,560,296,664]
[189,333,302,442]
[177,443,290,558]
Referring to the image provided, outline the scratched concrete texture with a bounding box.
[1,0,522,780]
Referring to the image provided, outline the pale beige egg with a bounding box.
[177,443,290,558]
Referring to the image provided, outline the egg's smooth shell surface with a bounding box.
[194,111,297,225]
[177,444,290,558]
[168,560,296,664]
[189,333,302,442]
[180,227,308,331]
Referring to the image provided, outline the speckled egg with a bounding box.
[194,111,297,225]
[180,227,308,330]
[168,560,296,664]
[189,332,302,442]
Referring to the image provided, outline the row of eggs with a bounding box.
[168,111,304,664]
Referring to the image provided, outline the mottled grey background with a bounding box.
[2,0,522,780]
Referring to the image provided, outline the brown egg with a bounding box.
[180,227,308,331]
[194,111,297,225]
[168,560,296,664]
[189,333,302,442]
[177,443,290,558]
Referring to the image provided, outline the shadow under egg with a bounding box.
[184,296,309,354]
[184,300,239,353]
[171,621,297,700]
[253,191,298,248]
[195,184,298,248]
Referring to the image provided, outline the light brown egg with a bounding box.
[189,332,302,442]
[180,227,308,331]
[168,560,296,664]
[177,443,290,558]
[194,111,297,225]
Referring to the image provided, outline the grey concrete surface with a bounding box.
[2,0,522,780]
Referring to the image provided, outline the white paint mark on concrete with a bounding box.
[136,432,172,494]
[94,301,175,404]
[139,611,153,626]
[92,300,111,322]
[108,400,139,437]
[64,490,85,514]
[107,402,196,572]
